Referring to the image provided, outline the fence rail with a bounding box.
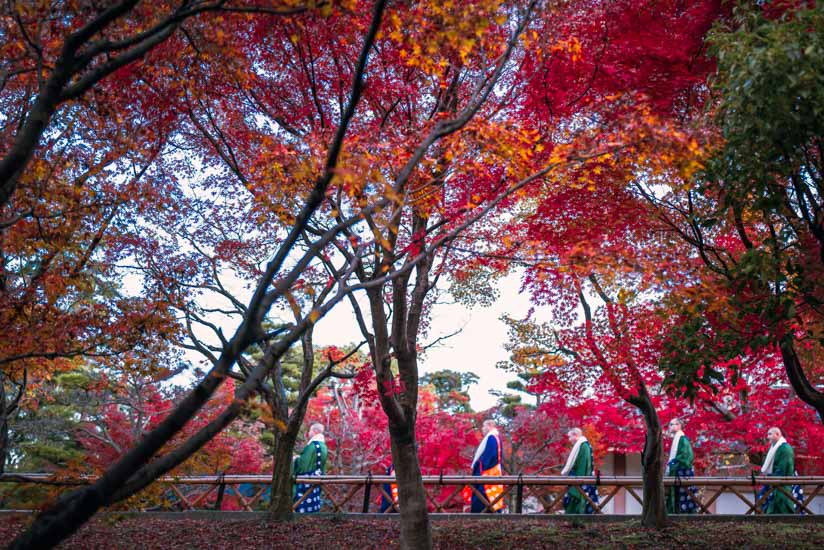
[1,474,821,515]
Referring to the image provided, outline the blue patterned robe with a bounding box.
[666,434,698,514]
[292,438,327,513]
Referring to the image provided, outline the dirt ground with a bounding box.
[2,514,823,549]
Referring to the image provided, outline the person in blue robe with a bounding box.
[379,463,398,513]
[470,419,505,513]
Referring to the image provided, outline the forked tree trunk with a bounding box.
[268,430,298,520]
[389,421,432,550]
[265,354,307,521]
[631,384,666,529]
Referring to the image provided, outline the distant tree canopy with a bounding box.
[420,370,479,414]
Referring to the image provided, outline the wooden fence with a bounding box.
[1,473,821,515]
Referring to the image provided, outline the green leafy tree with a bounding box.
[420,370,479,414]
[661,3,824,421]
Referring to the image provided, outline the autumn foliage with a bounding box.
[2,0,824,547]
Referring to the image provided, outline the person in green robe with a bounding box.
[562,427,599,514]
[665,418,698,514]
[759,427,797,514]
[292,423,328,513]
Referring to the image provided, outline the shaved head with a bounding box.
[767,427,782,444]
[668,418,683,435]
[567,427,582,445]
[482,419,496,435]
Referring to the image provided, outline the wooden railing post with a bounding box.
[362,472,372,513]
[515,473,524,514]
[751,470,759,515]
[214,471,226,511]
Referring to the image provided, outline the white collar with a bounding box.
[561,436,588,475]
[668,431,684,463]
[308,433,325,445]
[761,437,787,474]
[472,429,499,467]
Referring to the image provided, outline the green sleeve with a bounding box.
[318,442,328,473]
[293,442,318,475]
[772,444,794,477]
[572,442,593,476]
[675,436,694,470]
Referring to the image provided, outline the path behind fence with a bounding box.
[1,473,821,515]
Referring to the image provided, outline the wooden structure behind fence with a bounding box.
[1,474,821,515]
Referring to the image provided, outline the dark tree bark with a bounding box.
[0,369,25,475]
[9,340,263,550]
[779,334,824,424]
[312,213,435,548]
[0,68,69,208]
[389,418,431,549]
[0,376,7,475]
[264,347,299,521]
[580,277,667,529]
[629,383,667,529]
[356,216,435,550]
[268,429,299,520]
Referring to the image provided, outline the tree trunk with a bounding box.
[9,351,250,550]
[779,335,824,424]
[0,76,64,208]
[631,384,667,529]
[0,410,7,475]
[268,430,298,520]
[0,375,7,474]
[389,421,432,550]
